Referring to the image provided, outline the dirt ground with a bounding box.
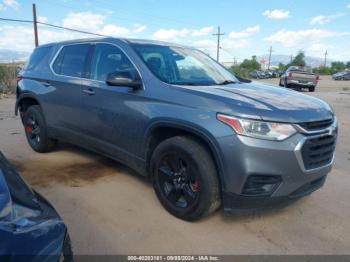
[0,75,349,255]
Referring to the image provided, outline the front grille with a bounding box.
[301,135,336,170]
[298,118,333,131]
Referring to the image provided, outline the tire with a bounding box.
[22,105,57,153]
[309,86,315,92]
[284,78,289,88]
[151,136,220,221]
[279,79,284,87]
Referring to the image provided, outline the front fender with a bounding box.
[143,118,227,191]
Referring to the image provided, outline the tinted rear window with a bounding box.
[26,46,53,71]
[52,44,91,78]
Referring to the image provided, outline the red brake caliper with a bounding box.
[25,124,33,134]
[192,180,200,192]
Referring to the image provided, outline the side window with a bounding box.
[26,46,53,71]
[52,44,90,78]
[90,43,137,81]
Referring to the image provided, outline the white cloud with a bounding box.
[307,43,334,53]
[153,28,189,41]
[228,25,260,39]
[0,11,147,55]
[192,26,214,37]
[63,12,105,31]
[100,24,130,37]
[38,16,48,23]
[264,29,348,48]
[3,0,19,10]
[133,24,147,34]
[263,9,290,20]
[193,39,216,49]
[310,13,344,25]
[0,25,85,53]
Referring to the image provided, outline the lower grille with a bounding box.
[301,135,336,170]
[290,176,326,198]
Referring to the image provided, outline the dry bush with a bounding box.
[0,63,22,95]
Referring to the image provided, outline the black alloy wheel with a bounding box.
[157,153,201,209]
[151,136,220,221]
[23,105,57,153]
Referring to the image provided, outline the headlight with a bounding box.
[217,114,297,141]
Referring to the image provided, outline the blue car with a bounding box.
[0,152,73,261]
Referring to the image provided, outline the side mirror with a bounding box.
[106,71,142,89]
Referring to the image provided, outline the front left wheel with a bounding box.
[22,105,57,153]
[151,136,221,221]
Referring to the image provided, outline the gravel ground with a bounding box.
[0,75,349,255]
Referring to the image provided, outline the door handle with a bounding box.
[82,89,96,96]
[41,81,51,87]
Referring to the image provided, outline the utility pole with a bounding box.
[267,46,273,70]
[213,26,225,62]
[290,55,293,64]
[32,3,39,47]
[324,50,328,67]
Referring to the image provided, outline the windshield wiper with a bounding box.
[217,80,237,85]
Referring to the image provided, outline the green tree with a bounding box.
[331,61,346,72]
[240,56,261,71]
[346,61,350,69]
[314,66,332,75]
[290,51,306,67]
[278,62,287,71]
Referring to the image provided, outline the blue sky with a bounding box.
[1,0,350,62]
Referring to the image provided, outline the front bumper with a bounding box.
[216,125,337,212]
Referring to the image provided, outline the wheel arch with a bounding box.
[15,94,42,116]
[144,121,226,192]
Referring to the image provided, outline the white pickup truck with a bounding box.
[279,66,319,92]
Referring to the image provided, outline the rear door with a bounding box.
[47,43,92,136]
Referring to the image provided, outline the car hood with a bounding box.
[180,81,333,123]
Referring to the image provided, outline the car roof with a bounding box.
[38,37,190,49]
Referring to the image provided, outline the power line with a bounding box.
[37,21,107,37]
[0,17,109,37]
[0,17,32,23]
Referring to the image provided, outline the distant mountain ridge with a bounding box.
[258,54,331,68]
[0,49,30,63]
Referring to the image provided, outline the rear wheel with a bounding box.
[284,78,290,88]
[151,136,220,221]
[23,105,57,153]
[309,86,315,92]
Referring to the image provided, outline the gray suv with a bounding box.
[16,38,338,220]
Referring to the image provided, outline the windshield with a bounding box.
[132,44,238,86]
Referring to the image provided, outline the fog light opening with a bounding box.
[242,175,281,196]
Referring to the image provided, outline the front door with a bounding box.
[80,43,146,162]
